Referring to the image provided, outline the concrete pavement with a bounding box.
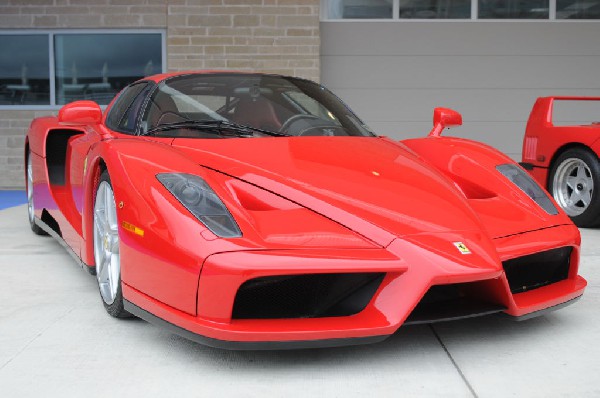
[0,204,598,397]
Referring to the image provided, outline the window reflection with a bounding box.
[54,34,162,105]
[327,0,393,19]
[478,0,549,19]
[557,0,600,18]
[399,0,471,18]
[0,35,50,105]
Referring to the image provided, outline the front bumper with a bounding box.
[122,224,586,349]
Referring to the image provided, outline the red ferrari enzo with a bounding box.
[521,96,600,227]
[25,72,586,349]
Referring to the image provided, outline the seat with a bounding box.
[231,97,282,131]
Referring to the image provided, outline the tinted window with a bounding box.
[141,74,374,138]
[557,0,600,18]
[478,0,549,19]
[106,82,149,133]
[0,35,50,105]
[327,0,393,19]
[54,34,162,105]
[399,0,471,18]
[119,84,154,133]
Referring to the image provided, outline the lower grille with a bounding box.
[503,246,572,294]
[232,272,385,319]
[405,282,506,325]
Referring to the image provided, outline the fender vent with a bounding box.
[523,137,538,161]
[232,272,385,319]
[46,130,81,185]
[503,247,572,294]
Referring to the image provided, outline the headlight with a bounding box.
[496,164,558,215]
[157,173,242,238]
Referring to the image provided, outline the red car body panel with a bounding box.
[25,73,586,349]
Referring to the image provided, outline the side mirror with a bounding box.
[428,107,462,137]
[58,100,102,125]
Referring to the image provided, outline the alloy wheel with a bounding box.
[27,155,35,224]
[552,158,594,217]
[94,181,121,305]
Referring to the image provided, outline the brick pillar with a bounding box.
[167,0,320,82]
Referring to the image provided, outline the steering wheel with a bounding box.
[156,111,190,126]
[279,114,321,135]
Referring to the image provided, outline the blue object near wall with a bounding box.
[0,191,26,210]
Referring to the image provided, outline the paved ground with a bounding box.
[0,204,598,397]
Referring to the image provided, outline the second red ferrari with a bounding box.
[521,96,600,227]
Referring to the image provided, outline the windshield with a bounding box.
[139,74,374,138]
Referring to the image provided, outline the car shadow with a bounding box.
[135,310,578,371]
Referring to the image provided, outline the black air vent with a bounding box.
[46,130,82,185]
[503,247,572,294]
[232,273,385,319]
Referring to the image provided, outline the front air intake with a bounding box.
[502,247,572,294]
[405,282,506,325]
[232,273,385,319]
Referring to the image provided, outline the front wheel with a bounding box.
[93,171,131,318]
[26,151,47,235]
[549,148,600,227]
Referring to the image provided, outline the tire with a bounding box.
[93,170,131,318]
[549,148,600,227]
[26,150,48,236]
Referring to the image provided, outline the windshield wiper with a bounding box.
[142,120,290,137]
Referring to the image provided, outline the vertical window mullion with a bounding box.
[161,31,167,73]
[472,0,478,19]
[321,0,329,20]
[393,0,400,20]
[48,33,56,106]
[549,0,557,19]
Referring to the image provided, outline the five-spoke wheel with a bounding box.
[94,171,129,317]
[550,148,600,227]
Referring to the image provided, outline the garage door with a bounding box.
[321,20,600,160]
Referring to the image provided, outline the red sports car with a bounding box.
[521,96,600,227]
[25,72,586,349]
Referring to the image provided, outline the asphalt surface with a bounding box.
[0,204,598,397]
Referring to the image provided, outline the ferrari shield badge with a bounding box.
[453,242,471,255]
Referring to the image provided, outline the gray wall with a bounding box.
[321,21,600,160]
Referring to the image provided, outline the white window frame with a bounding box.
[0,29,167,110]
[321,0,599,21]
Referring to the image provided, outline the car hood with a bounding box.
[171,136,487,246]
